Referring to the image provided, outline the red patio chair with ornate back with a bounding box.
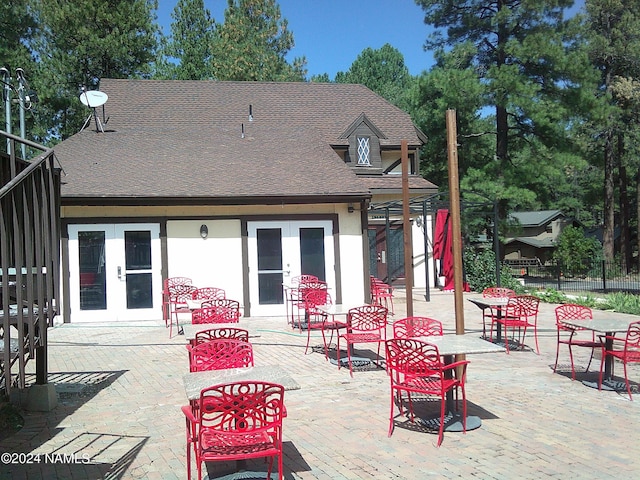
[385,338,469,446]
[554,304,601,380]
[191,299,241,324]
[192,287,226,300]
[182,381,286,480]
[188,338,254,372]
[286,275,320,329]
[371,276,395,314]
[339,304,388,376]
[168,282,198,337]
[393,317,443,339]
[186,327,249,354]
[163,277,192,328]
[599,320,640,400]
[302,287,340,358]
[190,327,249,346]
[489,295,541,354]
[292,281,327,332]
[481,287,516,339]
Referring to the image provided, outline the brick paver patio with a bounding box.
[1,289,639,479]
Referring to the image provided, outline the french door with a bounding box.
[68,223,162,321]
[247,220,334,316]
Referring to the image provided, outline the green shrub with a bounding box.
[602,292,640,315]
[552,226,602,277]
[463,246,524,293]
[533,288,568,304]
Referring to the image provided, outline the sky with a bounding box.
[155,0,435,79]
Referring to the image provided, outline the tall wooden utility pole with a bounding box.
[401,140,413,317]
[446,110,465,335]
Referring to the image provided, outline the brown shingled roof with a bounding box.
[55,79,425,203]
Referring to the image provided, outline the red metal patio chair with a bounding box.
[168,283,198,337]
[481,287,516,339]
[186,327,249,351]
[393,317,443,339]
[554,304,601,380]
[302,287,341,359]
[188,338,254,372]
[489,295,541,354]
[191,327,249,345]
[191,299,241,324]
[162,277,193,328]
[599,320,640,400]
[287,275,320,328]
[385,338,469,446]
[192,287,226,300]
[339,304,388,376]
[292,281,327,332]
[182,381,286,480]
[371,277,395,314]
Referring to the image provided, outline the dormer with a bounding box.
[339,113,386,175]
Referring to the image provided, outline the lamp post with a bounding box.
[1,67,10,154]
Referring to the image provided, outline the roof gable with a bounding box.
[508,210,565,227]
[339,113,387,140]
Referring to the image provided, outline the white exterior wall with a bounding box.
[411,214,435,289]
[338,211,367,306]
[166,219,244,302]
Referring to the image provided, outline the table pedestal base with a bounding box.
[581,378,627,392]
[418,412,482,432]
[329,356,373,368]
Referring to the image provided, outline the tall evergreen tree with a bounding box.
[414,1,594,213]
[30,0,159,142]
[155,0,215,80]
[210,0,306,81]
[334,44,413,107]
[581,0,640,264]
[1,0,38,150]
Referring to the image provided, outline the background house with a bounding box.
[503,210,579,265]
[53,79,435,322]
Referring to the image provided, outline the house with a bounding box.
[53,79,436,322]
[503,210,577,265]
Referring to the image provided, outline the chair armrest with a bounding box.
[181,404,197,423]
[441,360,470,371]
[599,334,623,344]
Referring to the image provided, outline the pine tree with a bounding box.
[414,1,594,214]
[210,0,306,81]
[30,0,159,141]
[582,0,640,264]
[334,44,413,107]
[0,0,38,150]
[155,0,215,80]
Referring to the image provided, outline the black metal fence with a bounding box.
[506,260,640,294]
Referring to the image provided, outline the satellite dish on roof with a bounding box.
[79,88,109,132]
[79,89,108,107]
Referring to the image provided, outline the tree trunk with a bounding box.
[603,130,616,262]
[618,133,630,272]
[637,169,640,271]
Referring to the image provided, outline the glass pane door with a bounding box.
[248,220,334,317]
[69,224,161,322]
[78,231,107,310]
[122,229,153,309]
[256,228,284,305]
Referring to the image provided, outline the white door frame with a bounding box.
[68,223,162,322]
[247,220,335,316]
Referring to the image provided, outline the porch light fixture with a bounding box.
[200,224,208,239]
[348,204,355,213]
